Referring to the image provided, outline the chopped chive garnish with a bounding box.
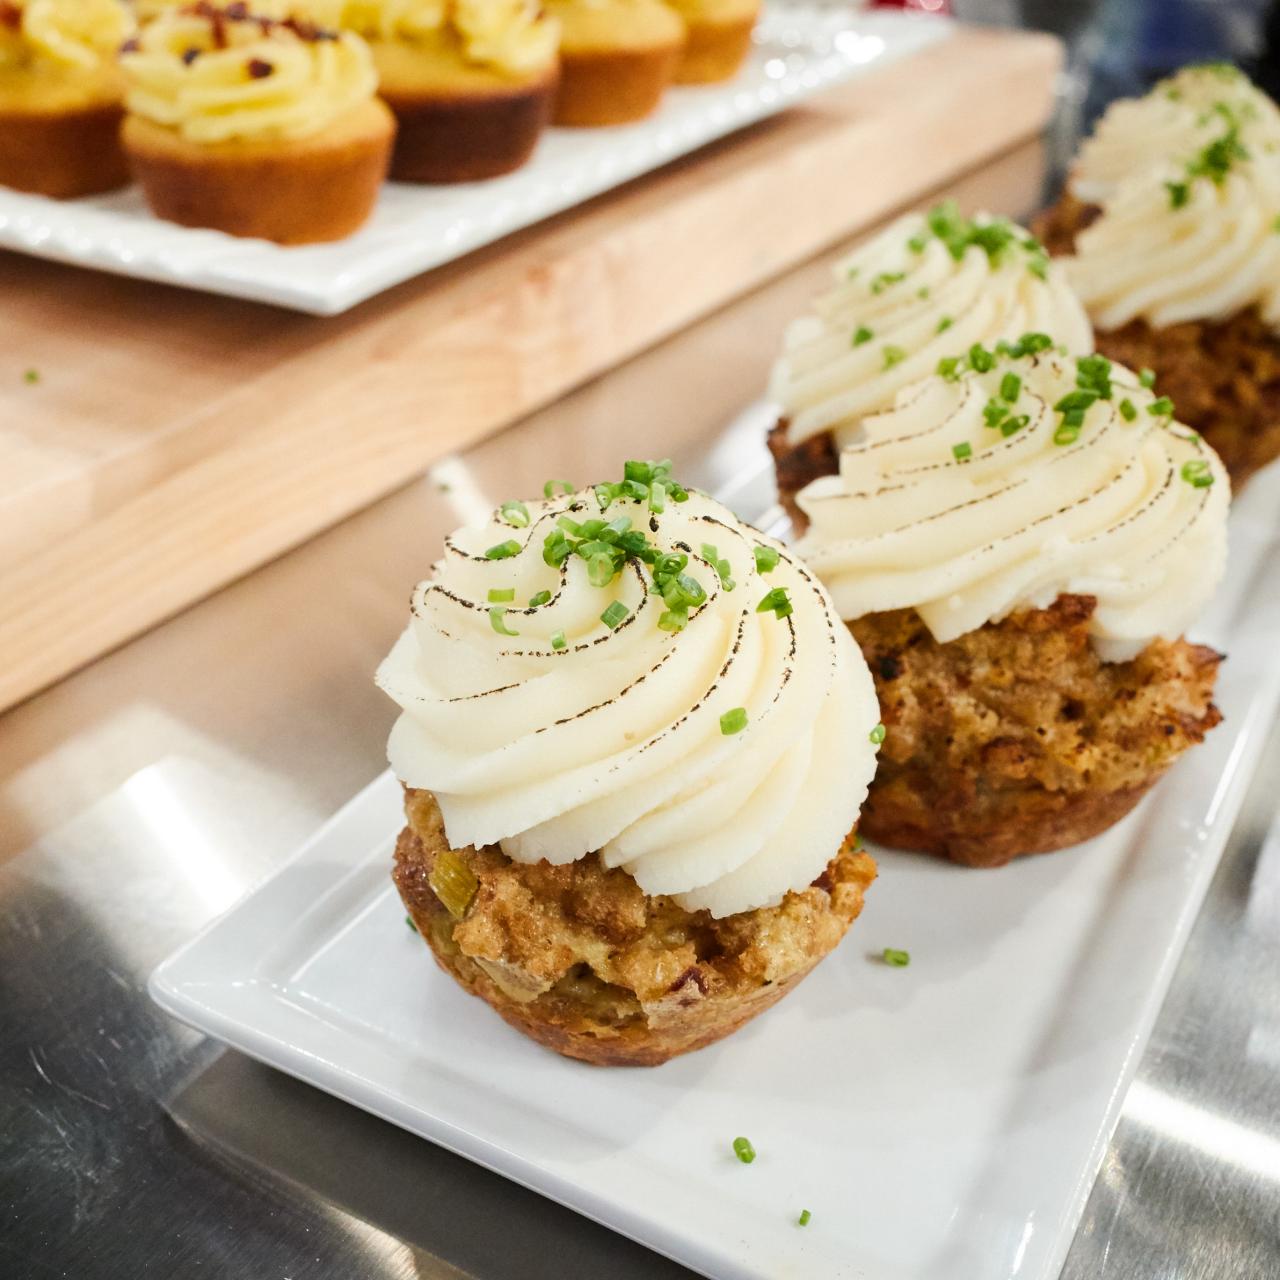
[882,948,910,967]
[551,630,567,650]
[1119,398,1138,422]
[968,343,995,373]
[1000,372,1022,403]
[489,607,519,637]
[1166,181,1190,209]
[952,441,973,460]
[938,355,964,381]
[983,399,1009,428]
[1055,390,1097,413]
[528,590,552,607]
[918,286,930,299]
[908,234,928,254]
[1181,459,1215,488]
[936,315,953,334]
[720,707,748,736]
[1053,423,1081,446]
[485,540,521,560]
[1148,396,1175,417]
[649,480,667,513]
[1000,414,1030,438]
[601,601,630,630]
[1273,214,1280,233]
[870,270,905,295]
[487,588,515,602]
[798,1210,812,1227]
[23,368,39,384]
[869,722,886,745]
[732,1136,756,1164]
[852,325,874,347]
[882,345,907,370]
[753,544,780,575]
[1139,368,1157,389]
[499,500,530,528]
[405,914,418,933]
[756,586,793,619]
[543,479,573,498]
[1061,408,1086,428]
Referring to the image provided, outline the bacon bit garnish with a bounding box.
[246,56,273,77]
[182,46,201,64]
[0,1,21,31]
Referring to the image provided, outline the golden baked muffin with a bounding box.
[768,203,1093,529]
[545,0,684,126]
[0,0,136,198]
[377,462,883,1066]
[1036,64,1280,490]
[311,0,559,183]
[119,3,394,243]
[794,340,1229,866]
[663,0,754,84]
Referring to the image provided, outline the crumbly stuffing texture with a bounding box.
[767,416,836,532]
[851,595,1223,866]
[1034,194,1280,490]
[394,788,876,1066]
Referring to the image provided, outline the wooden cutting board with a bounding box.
[0,26,1061,712]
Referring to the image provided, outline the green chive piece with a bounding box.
[528,590,552,607]
[869,723,887,745]
[23,368,39,385]
[870,271,905,295]
[882,345,907,370]
[485,540,521,560]
[720,707,748,736]
[551,630,567,650]
[968,343,996,373]
[1272,214,1280,234]
[1000,414,1030,438]
[1167,181,1190,209]
[543,479,573,498]
[601,601,630,630]
[1000,372,1022,403]
[1054,423,1081,446]
[1061,408,1086,428]
[1181,459,1215,488]
[952,441,973,461]
[753,544,781,575]
[798,1210,812,1227]
[489,607,519,637]
[852,325,874,347]
[732,1136,756,1164]
[882,947,910,967]
[649,480,667,513]
[657,610,688,633]
[938,355,964,381]
[918,286,930,299]
[499,500,530,528]
[983,398,1009,428]
[908,234,928,254]
[1148,396,1175,418]
[1054,390,1097,413]
[1139,368,1157,389]
[1119,398,1138,422]
[756,587,793,619]
[487,588,515,603]
[936,316,953,334]
[405,914,419,934]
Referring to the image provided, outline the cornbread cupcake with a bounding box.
[794,340,1229,867]
[0,0,136,198]
[664,0,755,84]
[378,461,882,1066]
[545,0,684,126]
[1036,65,1280,489]
[119,4,394,243]
[768,203,1093,527]
[314,0,559,182]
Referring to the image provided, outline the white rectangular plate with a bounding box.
[0,8,946,315]
[151,461,1280,1280]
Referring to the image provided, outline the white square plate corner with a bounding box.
[0,8,948,315]
[151,465,1280,1280]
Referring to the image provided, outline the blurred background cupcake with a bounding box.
[0,0,136,197]
[663,0,757,84]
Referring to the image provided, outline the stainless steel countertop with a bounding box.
[2,140,1278,1280]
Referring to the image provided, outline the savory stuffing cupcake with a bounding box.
[312,0,559,182]
[794,339,1229,867]
[0,0,136,198]
[663,0,755,84]
[1036,64,1280,489]
[545,0,684,126]
[119,3,394,243]
[378,461,882,1065]
[769,203,1093,527]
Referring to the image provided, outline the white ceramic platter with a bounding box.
[0,8,947,316]
[151,457,1280,1280]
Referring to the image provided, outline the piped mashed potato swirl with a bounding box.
[121,4,377,144]
[377,481,880,920]
[0,0,135,71]
[795,349,1230,662]
[772,204,1093,450]
[1070,63,1280,205]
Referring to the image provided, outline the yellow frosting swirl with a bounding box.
[377,484,880,919]
[1071,64,1280,205]
[121,6,377,144]
[0,0,135,71]
[795,350,1230,662]
[772,205,1093,450]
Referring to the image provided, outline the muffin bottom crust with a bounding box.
[673,13,756,84]
[1035,194,1280,490]
[0,100,128,198]
[767,416,836,532]
[553,43,683,126]
[852,596,1223,867]
[394,789,876,1066]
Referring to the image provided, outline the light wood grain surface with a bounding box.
[0,27,1061,711]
